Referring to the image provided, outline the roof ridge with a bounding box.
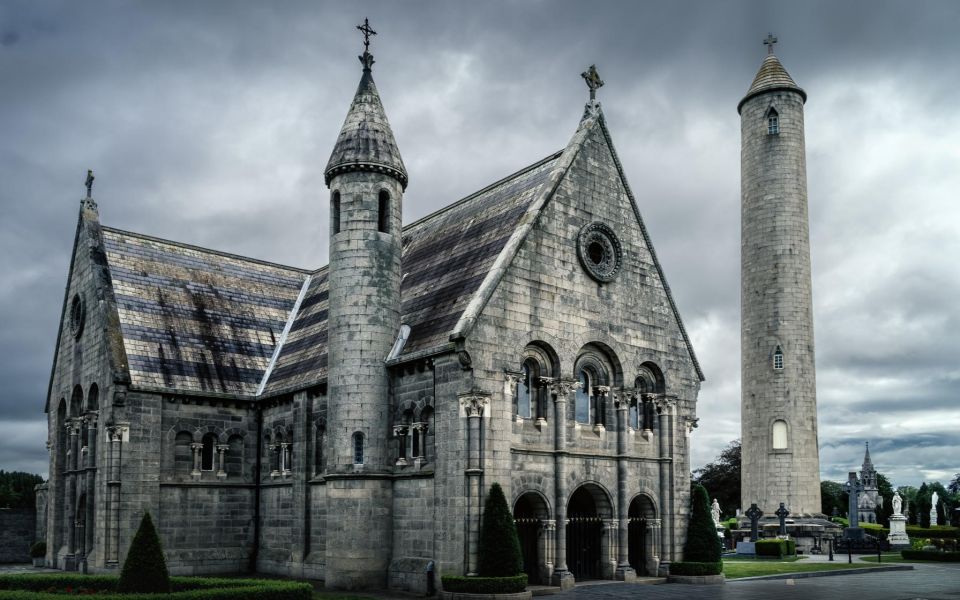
[402,150,564,231]
[101,225,312,274]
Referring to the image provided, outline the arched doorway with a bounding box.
[566,486,605,580]
[513,493,549,584]
[628,495,656,575]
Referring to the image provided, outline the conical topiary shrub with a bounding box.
[477,482,523,577]
[683,484,722,563]
[118,511,170,593]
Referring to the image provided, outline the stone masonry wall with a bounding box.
[0,508,36,563]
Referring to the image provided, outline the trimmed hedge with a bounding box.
[118,512,169,593]
[901,550,960,562]
[906,526,959,539]
[683,485,722,563]
[669,561,723,576]
[0,574,312,600]
[441,574,528,594]
[755,539,796,558]
[28,543,45,559]
[477,483,523,577]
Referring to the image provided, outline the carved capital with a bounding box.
[504,370,523,394]
[393,425,409,436]
[550,378,580,399]
[594,385,610,397]
[541,519,556,531]
[654,396,674,414]
[459,393,490,418]
[216,444,229,452]
[190,442,202,451]
[684,416,699,435]
[537,376,554,389]
[412,421,428,433]
[613,389,633,409]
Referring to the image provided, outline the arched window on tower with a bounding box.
[353,432,364,465]
[767,108,780,135]
[516,361,536,419]
[575,369,592,424]
[773,346,784,370]
[378,190,390,234]
[332,191,341,234]
[772,420,788,450]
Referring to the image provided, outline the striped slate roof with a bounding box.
[102,227,308,396]
[103,151,560,398]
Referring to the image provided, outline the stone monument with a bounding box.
[887,491,910,549]
[930,491,940,526]
[775,503,790,536]
[736,503,764,555]
[843,471,865,541]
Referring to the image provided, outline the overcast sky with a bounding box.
[1,1,957,494]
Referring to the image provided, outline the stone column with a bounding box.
[105,426,124,567]
[655,397,673,565]
[505,371,522,421]
[65,419,80,567]
[281,442,291,477]
[613,391,635,581]
[550,379,577,589]
[190,442,202,479]
[602,518,618,578]
[216,444,228,479]
[594,386,609,433]
[461,393,489,576]
[412,422,427,467]
[85,414,97,559]
[393,425,409,466]
[540,519,556,584]
[648,518,662,576]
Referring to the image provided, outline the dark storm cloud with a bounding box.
[1,0,958,490]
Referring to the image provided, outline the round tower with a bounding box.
[739,40,822,517]
[323,23,407,589]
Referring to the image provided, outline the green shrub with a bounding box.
[28,542,46,559]
[118,511,170,594]
[901,550,960,562]
[755,539,795,557]
[0,574,312,599]
[905,526,959,539]
[477,483,523,578]
[669,561,724,576]
[683,484,721,563]
[441,574,528,593]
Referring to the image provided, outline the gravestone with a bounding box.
[746,503,763,542]
[775,502,790,536]
[843,472,865,541]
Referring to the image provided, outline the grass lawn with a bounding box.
[860,554,914,563]
[722,558,884,579]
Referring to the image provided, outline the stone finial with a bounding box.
[581,64,604,101]
[85,169,94,198]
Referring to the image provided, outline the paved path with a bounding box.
[564,563,960,600]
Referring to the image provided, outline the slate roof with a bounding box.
[324,67,408,189]
[738,53,806,113]
[102,151,561,398]
[101,227,308,396]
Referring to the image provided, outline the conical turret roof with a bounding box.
[737,53,806,114]
[863,441,873,467]
[325,59,408,189]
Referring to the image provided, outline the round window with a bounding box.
[577,222,623,283]
[69,294,86,338]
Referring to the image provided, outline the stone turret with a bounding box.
[323,30,406,589]
[739,44,823,517]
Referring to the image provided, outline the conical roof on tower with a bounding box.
[862,441,874,468]
[737,53,806,114]
[324,50,408,190]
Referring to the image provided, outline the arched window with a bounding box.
[332,191,341,234]
[516,361,535,419]
[575,369,591,424]
[773,346,784,370]
[86,383,99,412]
[353,432,364,465]
[201,433,216,471]
[767,108,779,135]
[772,420,788,450]
[378,190,390,234]
[629,400,640,429]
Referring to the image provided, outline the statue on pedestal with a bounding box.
[888,490,911,548]
[931,491,940,526]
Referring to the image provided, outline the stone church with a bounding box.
[40,26,703,591]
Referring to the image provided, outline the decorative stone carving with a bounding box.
[577,222,623,283]
[459,394,489,418]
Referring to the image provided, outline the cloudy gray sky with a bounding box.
[1,0,957,492]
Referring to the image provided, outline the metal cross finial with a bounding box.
[357,18,376,53]
[764,33,778,55]
[85,169,94,198]
[581,64,604,101]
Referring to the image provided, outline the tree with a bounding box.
[820,481,845,517]
[949,473,960,495]
[683,484,721,564]
[0,471,44,510]
[477,483,523,577]
[692,440,740,519]
[118,512,170,593]
[875,473,895,527]
[917,483,931,528]
[898,486,918,524]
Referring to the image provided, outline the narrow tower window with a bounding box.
[773,346,784,370]
[332,191,341,234]
[767,109,779,135]
[378,190,390,233]
[575,369,591,424]
[201,433,216,471]
[353,432,364,465]
[772,420,788,450]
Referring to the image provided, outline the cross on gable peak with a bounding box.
[581,64,604,101]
